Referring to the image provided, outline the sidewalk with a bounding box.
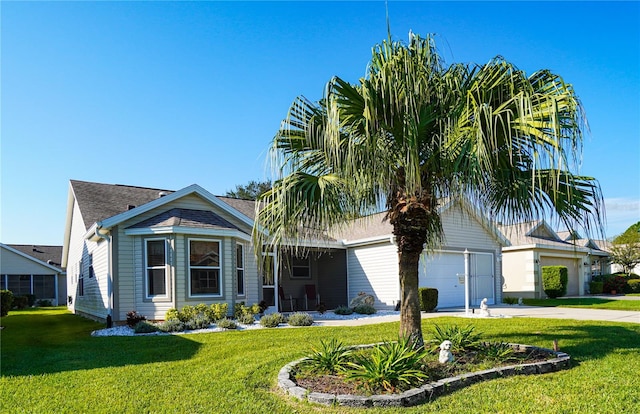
[314,304,640,326]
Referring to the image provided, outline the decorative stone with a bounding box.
[438,340,454,363]
[400,387,427,406]
[307,392,335,405]
[336,394,371,407]
[480,297,491,317]
[371,394,403,407]
[349,292,375,308]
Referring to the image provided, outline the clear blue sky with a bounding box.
[2,1,639,246]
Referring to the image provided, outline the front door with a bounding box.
[260,252,278,313]
[471,253,495,306]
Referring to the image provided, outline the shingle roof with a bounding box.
[217,197,257,220]
[7,244,64,270]
[127,208,245,232]
[329,212,391,241]
[498,221,606,252]
[71,180,174,229]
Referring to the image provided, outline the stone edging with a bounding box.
[278,343,571,408]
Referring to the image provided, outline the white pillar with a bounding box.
[464,249,470,315]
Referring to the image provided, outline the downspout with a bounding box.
[95,223,113,326]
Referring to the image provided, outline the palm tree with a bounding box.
[253,33,604,347]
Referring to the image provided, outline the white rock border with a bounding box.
[278,343,571,408]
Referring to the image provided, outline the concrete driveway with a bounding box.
[314,301,640,326]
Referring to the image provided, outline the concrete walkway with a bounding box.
[314,303,640,326]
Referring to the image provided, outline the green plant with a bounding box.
[542,266,568,298]
[12,296,29,309]
[238,313,255,325]
[345,337,429,393]
[25,294,37,307]
[418,287,438,311]
[207,303,229,322]
[315,302,327,314]
[628,279,640,293]
[36,299,53,307]
[1,290,14,316]
[133,321,159,334]
[353,304,376,315]
[165,308,180,321]
[478,342,516,362]
[502,296,519,305]
[333,305,354,315]
[302,338,353,374]
[157,319,185,333]
[287,312,314,326]
[179,305,197,322]
[259,312,285,328]
[589,281,604,294]
[185,314,211,330]
[126,310,146,328]
[428,324,482,353]
[216,318,237,329]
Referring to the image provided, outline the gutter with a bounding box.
[95,223,113,326]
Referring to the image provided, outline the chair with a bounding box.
[278,286,296,311]
[304,284,320,310]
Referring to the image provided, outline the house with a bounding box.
[0,243,66,305]
[62,180,507,323]
[499,221,610,298]
[332,199,508,309]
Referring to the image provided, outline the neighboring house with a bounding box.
[499,221,610,298]
[596,239,640,275]
[333,199,508,309]
[0,243,66,305]
[62,180,507,323]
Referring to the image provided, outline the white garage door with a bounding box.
[419,251,495,308]
[540,257,579,296]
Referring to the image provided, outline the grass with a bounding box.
[1,307,639,413]
[522,297,640,311]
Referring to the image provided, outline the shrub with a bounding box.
[12,296,29,310]
[478,342,516,362]
[126,310,147,327]
[185,314,211,330]
[158,319,185,333]
[418,287,438,312]
[603,275,627,294]
[345,337,429,393]
[238,313,256,325]
[333,305,354,315]
[133,321,159,334]
[287,312,314,326]
[216,318,237,329]
[302,338,353,374]
[207,303,229,322]
[353,304,376,315]
[502,296,519,305]
[36,299,53,307]
[165,308,180,321]
[1,290,14,316]
[25,294,37,307]
[589,281,604,294]
[542,266,568,298]
[316,302,327,314]
[428,324,482,353]
[179,305,197,322]
[259,312,285,328]
[628,279,640,293]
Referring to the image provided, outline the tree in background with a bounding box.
[254,33,604,347]
[610,221,640,275]
[225,180,271,200]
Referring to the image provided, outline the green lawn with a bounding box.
[522,297,640,311]
[1,308,639,413]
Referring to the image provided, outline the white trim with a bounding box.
[236,242,245,297]
[87,185,253,240]
[187,238,223,298]
[502,243,594,254]
[124,226,251,241]
[144,238,170,300]
[341,235,394,247]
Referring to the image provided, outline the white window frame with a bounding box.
[188,238,222,298]
[236,243,245,297]
[145,238,169,299]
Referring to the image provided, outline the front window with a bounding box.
[236,243,245,296]
[291,256,310,279]
[7,275,31,296]
[146,239,167,297]
[189,239,221,296]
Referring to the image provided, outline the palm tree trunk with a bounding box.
[398,247,424,348]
